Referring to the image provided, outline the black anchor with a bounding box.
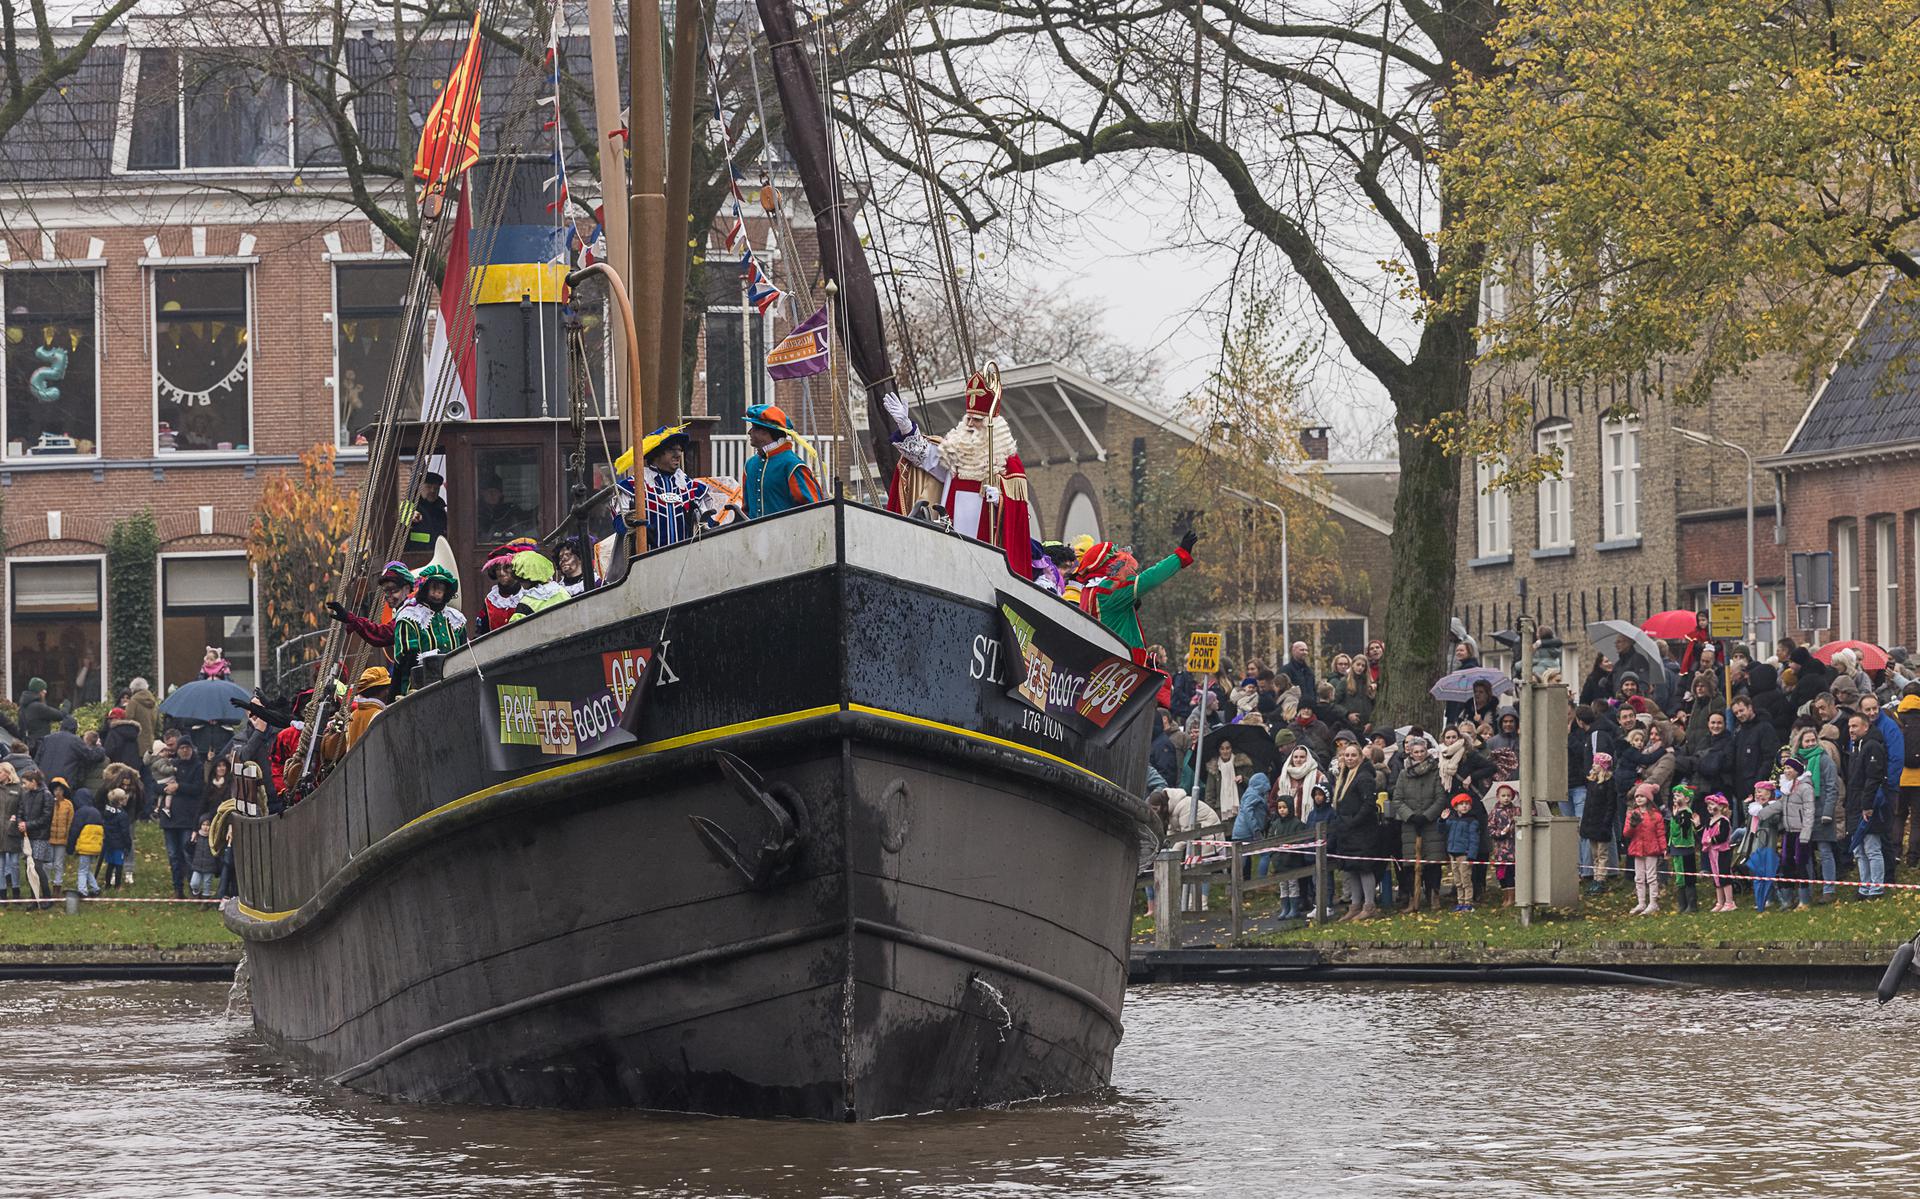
[690,750,810,889]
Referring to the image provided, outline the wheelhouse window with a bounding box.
[161,555,256,690]
[335,262,419,448]
[155,268,251,454]
[10,559,103,707]
[474,446,544,547]
[4,270,98,459]
[127,48,339,172]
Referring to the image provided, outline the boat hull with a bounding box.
[230,502,1153,1120]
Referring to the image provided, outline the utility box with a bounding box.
[1517,678,1581,914]
[1522,813,1583,908]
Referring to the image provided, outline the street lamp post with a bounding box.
[1674,427,1756,647]
[1220,485,1289,658]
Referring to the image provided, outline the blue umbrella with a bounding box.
[1429,667,1515,703]
[156,678,253,724]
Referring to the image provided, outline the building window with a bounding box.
[1062,488,1100,545]
[1478,262,1508,349]
[160,555,256,690]
[704,308,771,428]
[335,262,419,448]
[155,268,251,454]
[1836,519,1861,640]
[1874,515,1899,648]
[1752,584,1786,653]
[1601,417,1640,541]
[127,48,339,172]
[1535,420,1573,549]
[4,270,99,459]
[9,559,103,707]
[1474,458,1510,557]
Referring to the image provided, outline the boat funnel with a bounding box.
[467,153,573,419]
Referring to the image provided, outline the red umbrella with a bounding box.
[1812,640,1889,672]
[1642,610,1705,639]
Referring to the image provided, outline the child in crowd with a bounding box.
[187,817,220,899]
[1624,782,1669,915]
[1302,783,1334,919]
[1441,793,1480,912]
[1266,796,1308,918]
[1701,793,1736,911]
[1745,779,1786,913]
[65,788,104,899]
[1667,784,1702,914]
[1777,756,1815,911]
[1581,752,1618,894]
[100,788,132,890]
[1487,782,1519,904]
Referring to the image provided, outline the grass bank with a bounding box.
[1251,883,1920,954]
[0,821,235,948]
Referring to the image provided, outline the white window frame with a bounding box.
[1477,261,1508,351]
[156,550,260,692]
[1535,421,1573,549]
[1874,515,1899,648]
[118,45,347,176]
[1752,584,1786,654]
[149,263,256,458]
[6,554,106,704]
[0,264,104,463]
[1837,519,1861,640]
[1474,457,1511,558]
[328,253,415,454]
[701,302,776,417]
[1601,417,1641,541]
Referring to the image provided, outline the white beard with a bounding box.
[937,415,1016,482]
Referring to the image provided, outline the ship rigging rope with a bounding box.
[883,3,977,380]
[293,1,570,758]
[808,3,885,502]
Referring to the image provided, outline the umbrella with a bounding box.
[1586,620,1662,673]
[1214,721,1282,780]
[1642,609,1705,640]
[1812,640,1889,672]
[156,678,253,724]
[1429,667,1515,703]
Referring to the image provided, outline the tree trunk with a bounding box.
[1372,339,1470,732]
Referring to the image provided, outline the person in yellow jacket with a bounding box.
[1897,693,1920,869]
[346,666,392,749]
[47,778,74,896]
[66,786,104,898]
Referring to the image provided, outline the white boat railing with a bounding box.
[707,433,839,481]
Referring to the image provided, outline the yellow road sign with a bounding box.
[1186,632,1222,674]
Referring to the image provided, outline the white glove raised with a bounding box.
[880,391,915,437]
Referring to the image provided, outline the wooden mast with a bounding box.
[755,0,899,479]
[584,0,632,445]
[629,0,667,451]
[656,0,702,426]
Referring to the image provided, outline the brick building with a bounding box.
[1764,286,1920,650]
[0,17,837,704]
[1452,355,1809,675]
[917,362,1399,658]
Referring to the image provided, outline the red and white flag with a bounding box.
[423,180,476,421]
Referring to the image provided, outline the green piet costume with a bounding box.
[391,564,469,695]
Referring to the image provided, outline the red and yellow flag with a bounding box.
[413,14,484,198]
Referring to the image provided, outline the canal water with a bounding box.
[4,978,1914,1196]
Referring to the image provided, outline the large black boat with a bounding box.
[228,501,1156,1118]
[225,0,1161,1120]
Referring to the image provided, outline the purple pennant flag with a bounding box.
[765,305,831,380]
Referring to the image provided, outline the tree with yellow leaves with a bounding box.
[1442,0,1920,403]
[248,444,359,691]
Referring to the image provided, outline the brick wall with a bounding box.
[0,217,385,697]
[1777,454,1920,649]
[1455,352,1813,666]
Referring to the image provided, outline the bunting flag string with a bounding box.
[704,37,783,315]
